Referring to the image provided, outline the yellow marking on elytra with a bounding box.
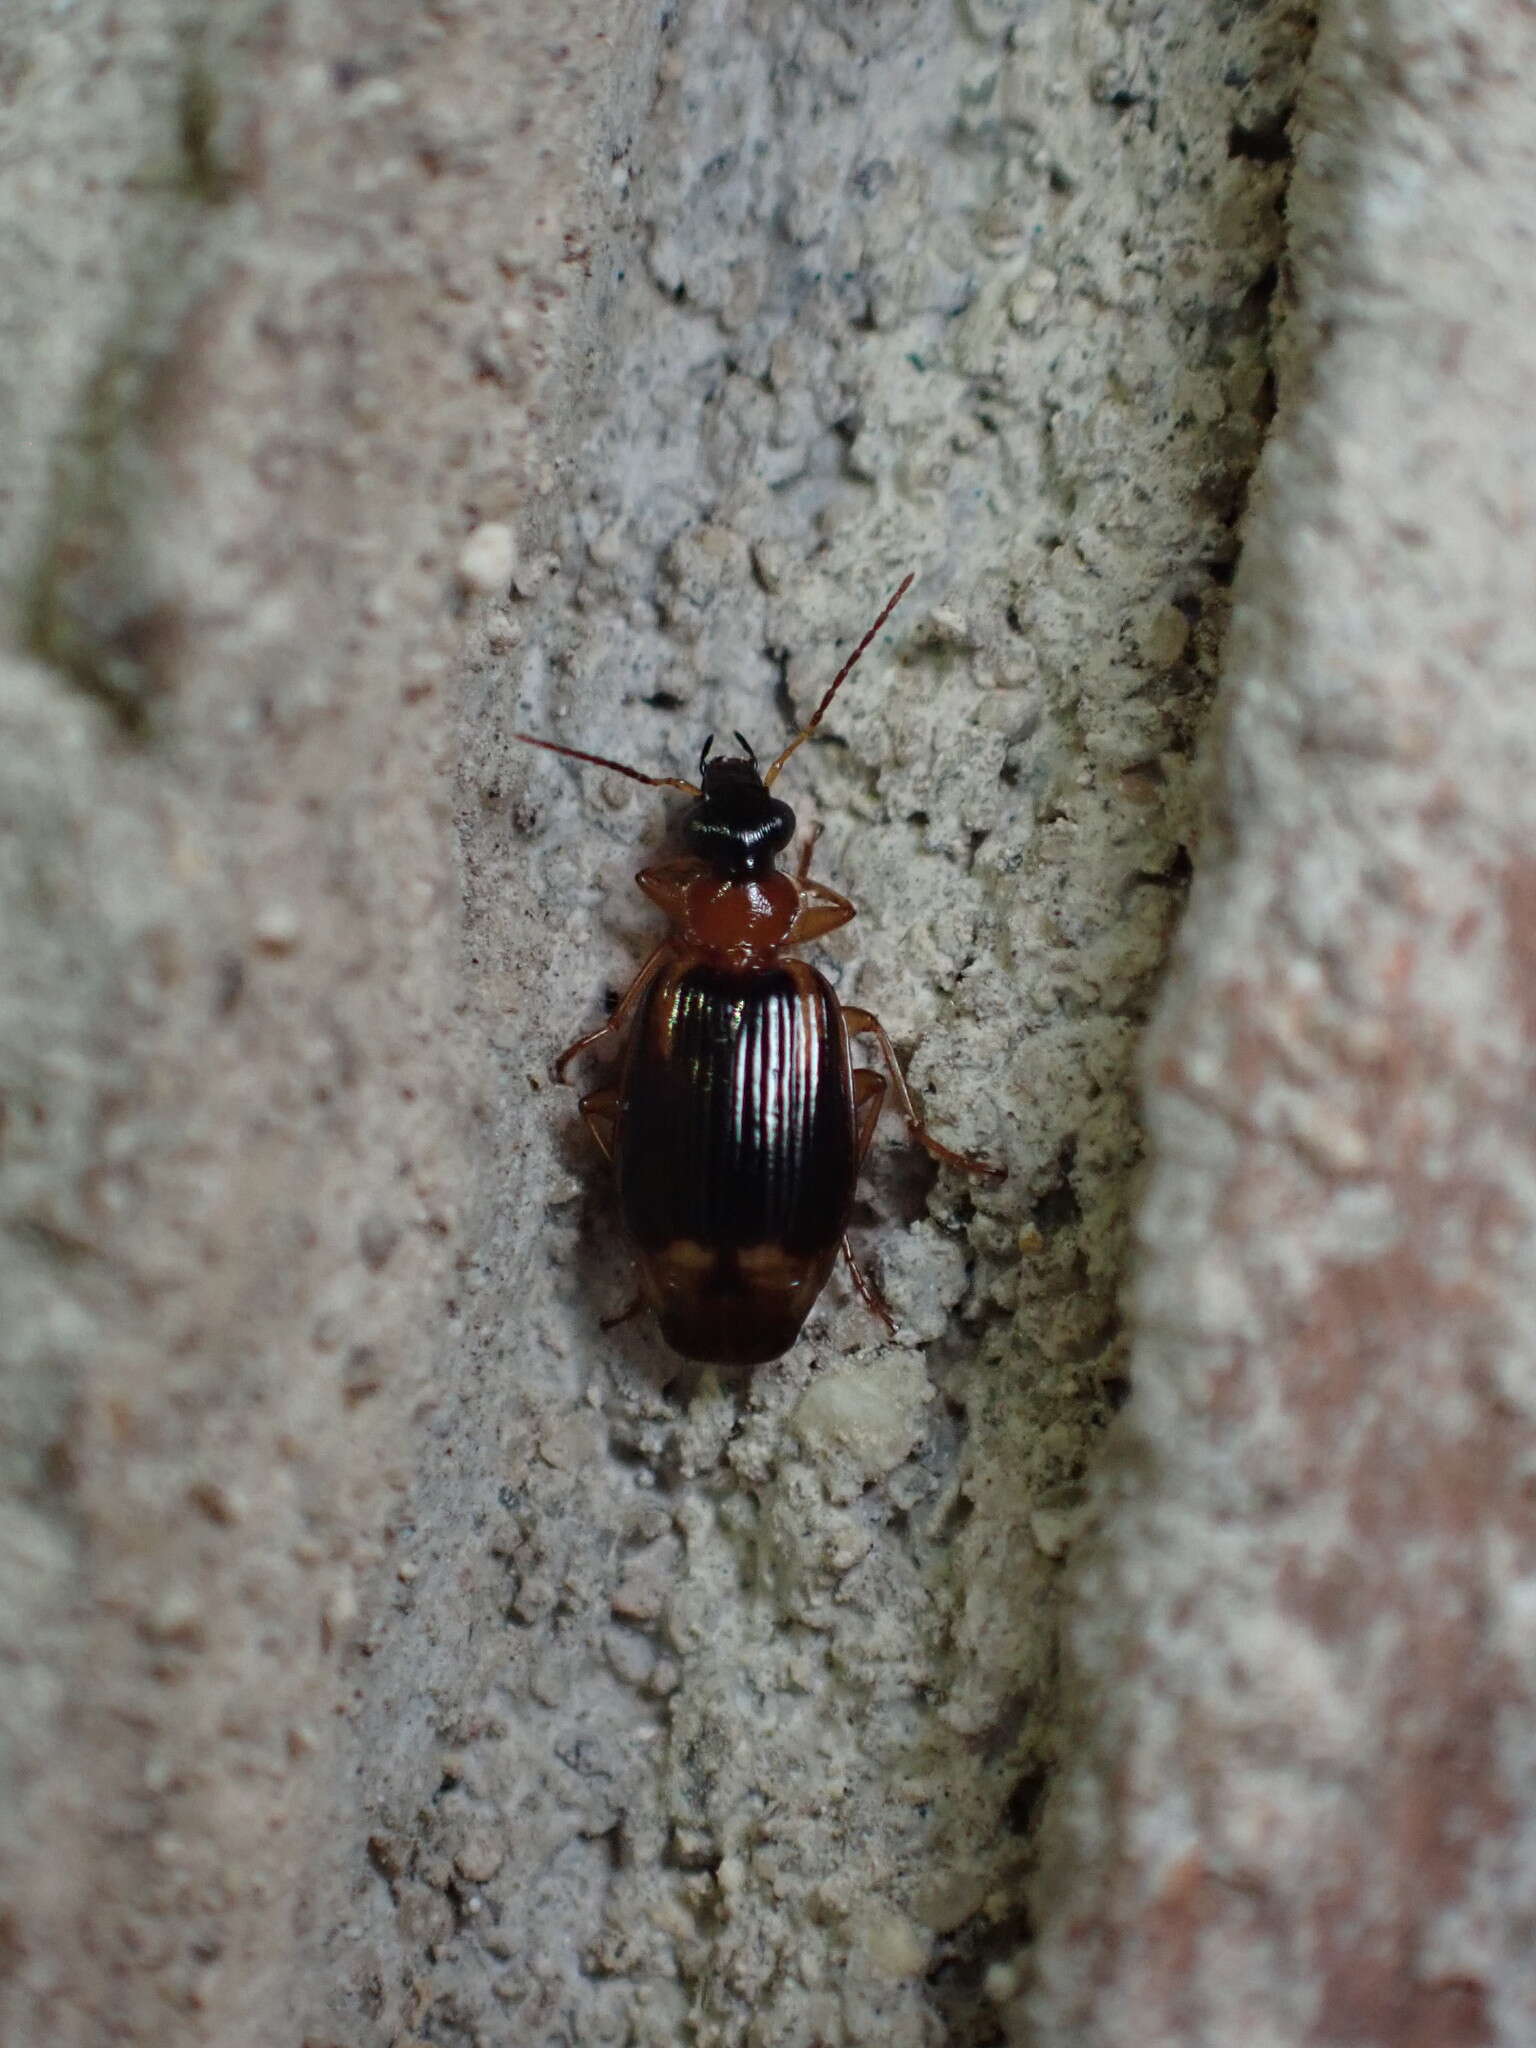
[664,1239,718,1273]
[736,1243,802,1287]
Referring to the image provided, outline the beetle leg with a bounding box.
[794,821,823,884]
[842,1074,895,1334]
[852,1067,886,1164]
[578,1085,621,1163]
[841,1007,1006,1180]
[600,1291,646,1331]
[636,858,704,922]
[552,941,671,1083]
[788,877,858,946]
[790,819,860,942]
[841,1235,897,1335]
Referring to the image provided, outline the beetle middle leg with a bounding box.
[578,1085,620,1163]
[552,940,671,1083]
[852,1066,885,1162]
[841,1235,897,1335]
[840,1068,897,1334]
[843,1007,1005,1180]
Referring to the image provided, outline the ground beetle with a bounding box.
[516,575,1005,1365]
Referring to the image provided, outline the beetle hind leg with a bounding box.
[843,1071,897,1335]
[841,1235,897,1336]
[600,1290,646,1332]
[579,1086,620,1163]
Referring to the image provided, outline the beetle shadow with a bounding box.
[550,1096,701,1403]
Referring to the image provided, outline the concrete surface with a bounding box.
[2,1,1530,2045]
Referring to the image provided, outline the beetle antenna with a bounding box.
[733,731,757,767]
[762,572,915,787]
[514,732,701,796]
[699,733,715,777]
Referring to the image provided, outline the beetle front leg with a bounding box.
[636,858,703,921]
[841,1007,1006,1180]
[552,941,671,1083]
[794,822,823,884]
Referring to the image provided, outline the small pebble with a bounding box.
[458,522,516,595]
[253,904,300,955]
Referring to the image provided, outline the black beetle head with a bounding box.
[683,738,796,877]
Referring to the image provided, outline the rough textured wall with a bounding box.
[1023,5,1536,2044]
[0,2,660,2042]
[440,3,1306,2045]
[9,1,1531,2046]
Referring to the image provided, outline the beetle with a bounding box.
[515,573,1005,1366]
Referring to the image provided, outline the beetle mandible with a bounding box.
[516,573,1005,1366]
